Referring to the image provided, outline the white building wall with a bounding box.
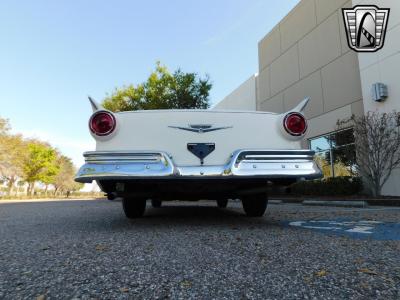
[213,75,257,111]
[356,0,400,113]
[216,0,400,195]
[355,0,400,195]
[256,0,364,125]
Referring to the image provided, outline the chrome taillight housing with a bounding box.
[89,111,116,136]
[283,112,307,136]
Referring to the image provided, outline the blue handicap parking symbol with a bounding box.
[286,219,400,240]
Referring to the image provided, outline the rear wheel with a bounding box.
[241,193,268,217]
[122,197,146,218]
[151,199,162,208]
[216,199,228,208]
[107,192,117,201]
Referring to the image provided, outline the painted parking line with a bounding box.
[286,220,400,240]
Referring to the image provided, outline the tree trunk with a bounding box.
[27,182,35,196]
[373,181,381,197]
[27,183,32,195]
[376,185,382,198]
[44,184,48,195]
[6,177,15,196]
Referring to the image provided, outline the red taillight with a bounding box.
[89,111,116,136]
[283,112,307,136]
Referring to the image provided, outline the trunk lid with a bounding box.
[95,110,301,166]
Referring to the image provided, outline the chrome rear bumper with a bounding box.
[75,150,322,183]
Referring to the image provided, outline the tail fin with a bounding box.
[88,96,104,112]
[290,97,310,113]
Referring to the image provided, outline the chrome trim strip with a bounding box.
[85,155,161,163]
[83,151,170,164]
[243,154,312,159]
[75,149,322,183]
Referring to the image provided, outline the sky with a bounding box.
[0,0,299,167]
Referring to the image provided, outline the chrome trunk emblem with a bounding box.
[168,124,233,133]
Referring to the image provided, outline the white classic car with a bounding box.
[75,97,321,218]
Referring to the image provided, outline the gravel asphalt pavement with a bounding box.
[0,199,399,299]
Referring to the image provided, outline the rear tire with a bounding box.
[216,199,228,208]
[107,192,117,201]
[151,199,162,208]
[241,193,268,217]
[122,197,146,218]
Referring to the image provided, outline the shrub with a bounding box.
[290,176,363,196]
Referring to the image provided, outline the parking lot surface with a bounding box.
[0,199,399,299]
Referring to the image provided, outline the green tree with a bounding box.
[53,155,79,196]
[102,62,212,111]
[0,118,28,195]
[1,135,28,195]
[0,116,10,135]
[41,150,62,195]
[0,117,10,168]
[23,141,58,195]
[66,181,84,197]
[1,116,80,197]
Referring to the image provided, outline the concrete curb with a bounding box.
[269,200,283,204]
[0,198,102,204]
[302,200,368,208]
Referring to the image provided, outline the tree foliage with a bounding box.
[314,155,352,178]
[22,141,58,194]
[0,134,27,194]
[0,116,84,197]
[0,117,10,135]
[40,150,63,193]
[53,155,82,195]
[102,62,212,112]
[0,117,28,194]
[337,112,400,196]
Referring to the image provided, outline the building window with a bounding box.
[309,128,356,178]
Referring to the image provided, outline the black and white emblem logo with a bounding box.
[342,5,390,52]
[168,124,232,133]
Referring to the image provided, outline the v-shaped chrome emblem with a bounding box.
[168,124,233,133]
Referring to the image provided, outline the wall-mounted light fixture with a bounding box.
[371,82,388,102]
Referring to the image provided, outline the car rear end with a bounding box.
[75,97,321,217]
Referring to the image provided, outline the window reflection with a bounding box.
[309,129,356,178]
[310,136,330,152]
